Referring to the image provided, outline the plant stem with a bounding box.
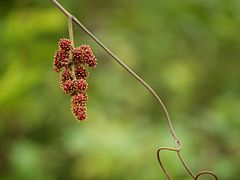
[67,16,76,81]
[67,16,74,46]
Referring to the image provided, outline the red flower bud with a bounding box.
[61,79,74,94]
[53,49,70,72]
[71,93,88,106]
[86,58,97,68]
[74,79,88,92]
[75,66,89,79]
[59,38,72,51]
[72,105,87,121]
[61,69,73,82]
[79,44,97,68]
[72,47,85,64]
[53,59,62,73]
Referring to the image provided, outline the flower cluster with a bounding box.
[53,38,97,121]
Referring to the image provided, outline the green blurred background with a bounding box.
[0,0,239,179]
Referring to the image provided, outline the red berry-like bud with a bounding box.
[61,69,73,82]
[79,44,97,68]
[59,38,72,51]
[72,105,87,121]
[61,79,74,94]
[75,66,89,79]
[53,58,62,72]
[86,58,97,68]
[72,47,85,64]
[74,79,88,92]
[53,49,70,72]
[71,93,88,106]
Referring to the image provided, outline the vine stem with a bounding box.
[50,1,218,179]
[67,15,76,80]
[68,16,74,47]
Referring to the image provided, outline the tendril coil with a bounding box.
[157,142,218,179]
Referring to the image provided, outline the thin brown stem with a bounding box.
[67,16,74,46]
[67,16,76,80]
[177,151,195,178]
[157,145,182,180]
[50,0,218,179]
[195,171,218,180]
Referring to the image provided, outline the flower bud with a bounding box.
[86,58,97,68]
[79,44,97,68]
[61,69,73,82]
[71,93,88,106]
[61,79,74,94]
[53,49,70,72]
[59,38,72,51]
[74,79,88,92]
[72,105,87,121]
[75,66,89,79]
[72,47,85,64]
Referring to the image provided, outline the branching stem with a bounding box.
[50,0,218,179]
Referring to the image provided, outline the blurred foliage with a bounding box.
[0,0,240,179]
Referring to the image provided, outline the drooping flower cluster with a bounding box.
[53,38,97,121]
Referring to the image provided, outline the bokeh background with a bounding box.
[0,0,240,179]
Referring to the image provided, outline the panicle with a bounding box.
[53,38,97,121]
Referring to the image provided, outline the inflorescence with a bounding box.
[53,38,97,121]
